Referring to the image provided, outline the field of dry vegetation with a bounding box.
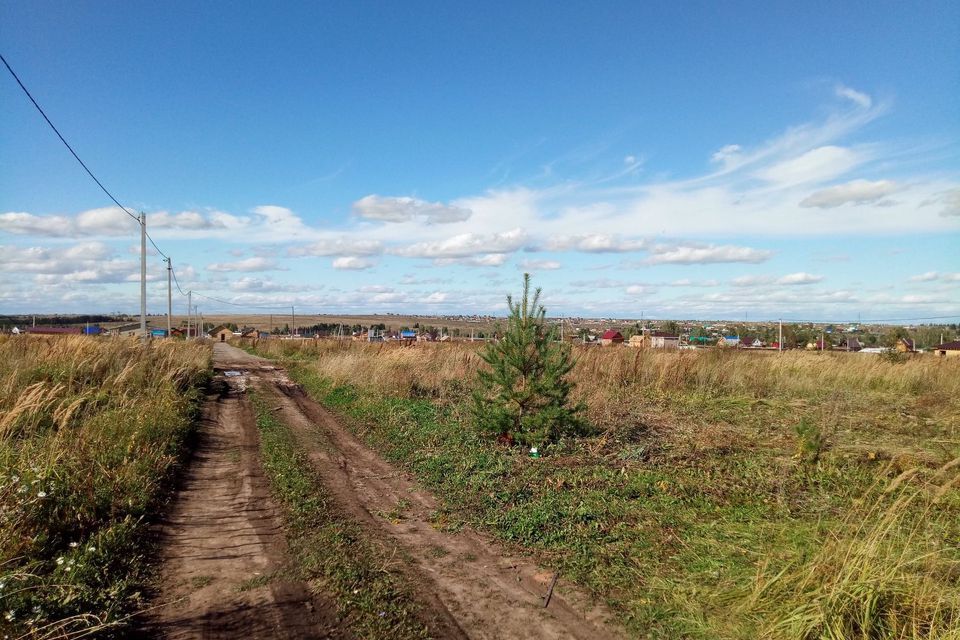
[0,336,210,639]
[250,338,960,639]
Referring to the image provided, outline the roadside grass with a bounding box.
[0,335,211,639]
[249,391,431,640]
[250,340,960,638]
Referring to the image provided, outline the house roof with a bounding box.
[601,330,623,340]
[936,340,960,350]
[900,338,916,349]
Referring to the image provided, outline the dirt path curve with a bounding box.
[216,343,623,640]
[140,359,348,639]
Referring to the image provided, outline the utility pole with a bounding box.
[140,211,147,341]
[778,318,783,353]
[187,290,192,339]
[166,258,172,337]
[269,313,273,335]
[199,310,203,336]
[291,306,296,337]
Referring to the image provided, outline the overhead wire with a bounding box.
[1,52,140,225]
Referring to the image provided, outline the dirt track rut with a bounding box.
[214,343,622,640]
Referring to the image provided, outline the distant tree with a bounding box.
[472,274,585,447]
[661,320,681,335]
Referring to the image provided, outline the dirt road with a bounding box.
[141,365,346,639]
[147,342,621,639]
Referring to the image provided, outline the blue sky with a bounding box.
[2,1,958,321]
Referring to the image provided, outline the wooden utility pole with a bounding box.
[778,319,783,353]
[187,291,192,339]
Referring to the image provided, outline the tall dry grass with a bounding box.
[249,339,960,429]
[0,335,210,638]
[740,461,960,639]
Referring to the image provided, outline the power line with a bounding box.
[1,52,139,224]
[192,291,295,310]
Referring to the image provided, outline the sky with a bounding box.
[1,1,959,322]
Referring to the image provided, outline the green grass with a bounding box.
[249,391,431,639]
[275,361,960,639]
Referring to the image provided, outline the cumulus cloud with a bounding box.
[352,195,472,224]
[625,285,655,296]
[777,272,824,285]
[756,146,861,185]
[909,271,940,282]
[332,256,376,270]
[800,179,897,209]
[206,257,284,272]
[0,212,76,236]
[392,228,526,259]
[645,243,773,265]
[539,234,648,253]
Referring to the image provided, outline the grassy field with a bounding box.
[249,339,960,639]
[0,336,210,639]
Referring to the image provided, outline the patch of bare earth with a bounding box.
[140,368,347,639]
[215,343,624,640]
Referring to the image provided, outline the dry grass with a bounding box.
[0,335,210,638]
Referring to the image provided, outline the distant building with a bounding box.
[932,340,960,358]
[719,336,740,347]
[738,336,764,348]
[628,334,647,348]
[209,325,232,342]
[600,330,624,346]
[895,338,916,353]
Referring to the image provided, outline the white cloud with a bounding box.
[645,243,773,265]
[909,271,940,282]
[835,84,872,109]
[937,189,960,217]
[731,275,774,287]
[710,144,743,169]
[0,212,75,236]
[288,238,384,257]
[777,272,824,285]
[800,179,897,209]
[332,256,375,270]
[353,195,472,224]
[392,228,526,259]
[518,259,561,270]
[540,234,648,253]
[207,257,284,272]
[434,254,510,267]
[755,146,861,185]
[625,285,655,296]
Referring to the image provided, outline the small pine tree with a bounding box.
[472,274,584,447]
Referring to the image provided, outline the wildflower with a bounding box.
[17,486,26,494]
[10,475,18,483]
[69,542,79,548]
[37,491,47,498]
[56,557,65,565]
[88,546,96,552]
[4,610,14,622]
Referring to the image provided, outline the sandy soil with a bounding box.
[213,343,623,640]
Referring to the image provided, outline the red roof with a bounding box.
[936,340,960,350]
[601,330,623,340]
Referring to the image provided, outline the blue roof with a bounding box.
[400,330,417,338]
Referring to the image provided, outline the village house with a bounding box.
[600,330,624,346]
[627,334,646,348]
[650,331,680,349]
[738,336,764,348]
[718,336,740,347]
[209,325,233,342]
[932,340,960,357]
[895,338,916,353]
